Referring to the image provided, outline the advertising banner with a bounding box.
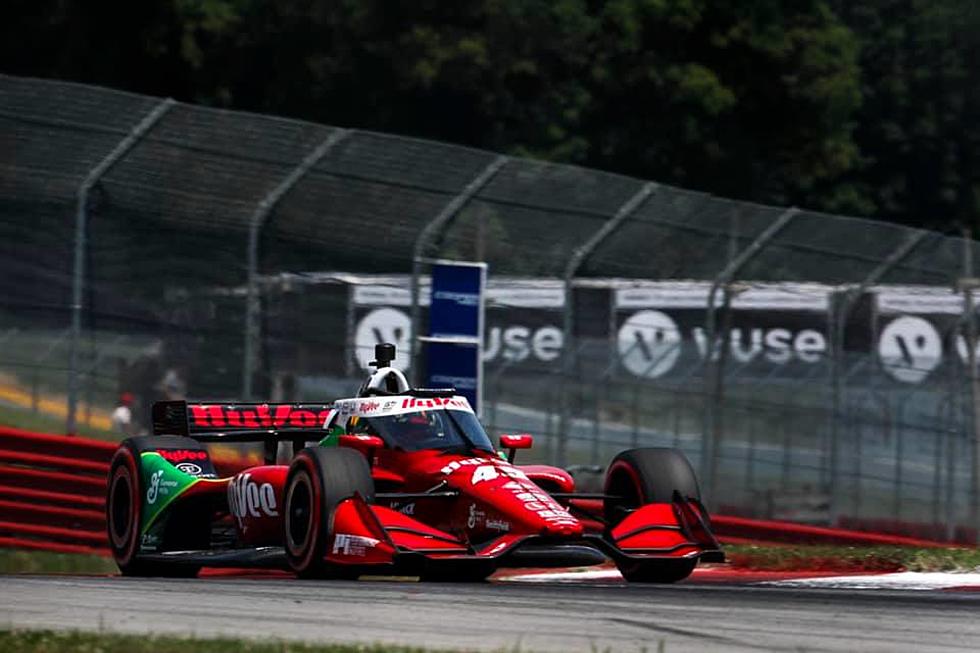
[423,262,486,412]
[613,282,832,380]
[872,287,979,385]
[350,276,565,374]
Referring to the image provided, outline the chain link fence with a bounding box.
[2,74,978,541]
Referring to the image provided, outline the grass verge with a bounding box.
[0,630,452,653]
[724,544,980,573]
[0,550,116,575]
[0,404,117,441]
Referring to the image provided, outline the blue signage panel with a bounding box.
[429,263,484,338]
[425,262,486,414]
[426,341,480,409]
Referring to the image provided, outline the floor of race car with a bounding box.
[2,567,979,652]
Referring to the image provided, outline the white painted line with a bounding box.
[763,571,980,591]
[499,569,623,583]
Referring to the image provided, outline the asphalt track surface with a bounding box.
[2,575,980,652]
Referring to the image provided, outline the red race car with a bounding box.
[106,344,723,582]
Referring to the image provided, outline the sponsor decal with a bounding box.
[877,315,943,383]
[139,453,198,535]
[147,470,161,504]
[400,396,471,410]
[501,479,578,527]
[485,518,510,532]
[146,469,177,506]
[441,458,577,528]
[334,395,474,418]
[176,462,203,476]
[467,503,485,529]
[146,470,178,505]
[486,540,511,555]
[156,449,207,463]
[332,533,380,556]
[189,404,331,429]
[396,502,415,516]
[440,457,511,477]
[227,473,279,521]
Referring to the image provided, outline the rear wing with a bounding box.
[152,400,333,443]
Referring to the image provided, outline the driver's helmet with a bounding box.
[393,410,445,444]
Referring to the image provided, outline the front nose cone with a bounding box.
[543,519,584,537]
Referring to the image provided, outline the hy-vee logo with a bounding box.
[400,397,469,410]
[189,404,332,429]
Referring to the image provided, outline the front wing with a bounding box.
[141,493,723,574]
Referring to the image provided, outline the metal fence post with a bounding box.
[827,229,930,523]
[242,129,350,398]
[701,207,798,504]
[408,156,508,384]
[66,98,175,435]
[957,229,980,543]
[556,183,656,467]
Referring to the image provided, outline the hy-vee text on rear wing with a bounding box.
[152,400,335,462]
[152,401,335,438]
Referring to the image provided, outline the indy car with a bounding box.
[106,343,723,582]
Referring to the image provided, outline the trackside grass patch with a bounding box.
[0,405,117,441]
[0,550,116,575]
[724,544,980,573]
[0,630,461,653]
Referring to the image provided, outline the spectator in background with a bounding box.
[159,368,187,401]
[111,393,136,436]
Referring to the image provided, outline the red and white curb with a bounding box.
[759,571,980,591]
[497,566,980,591]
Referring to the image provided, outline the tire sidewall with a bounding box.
[107,445,141,569]
[603,447,700,524]
[284,452,324,574]
[283,447,374,577]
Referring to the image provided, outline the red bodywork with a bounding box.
[191,446,720,572]
[145,397,723,576]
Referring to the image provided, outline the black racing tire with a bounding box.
[603,447,701,524]
[603,448,702,584]
[420,561,496,583]
[617,558,697,584]
[283,447,375,579]
[106,436,206,578]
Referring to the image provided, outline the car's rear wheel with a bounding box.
[106,436,205,577]
[603,447,702,584]
[284,447,375,579]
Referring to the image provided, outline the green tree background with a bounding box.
[2,0,977,231]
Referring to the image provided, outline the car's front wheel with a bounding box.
[602,447,703,583]
[283,447,375,579]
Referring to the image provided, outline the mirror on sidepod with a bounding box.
[499,433,533,463]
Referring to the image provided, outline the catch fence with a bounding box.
[2,74,979,541]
